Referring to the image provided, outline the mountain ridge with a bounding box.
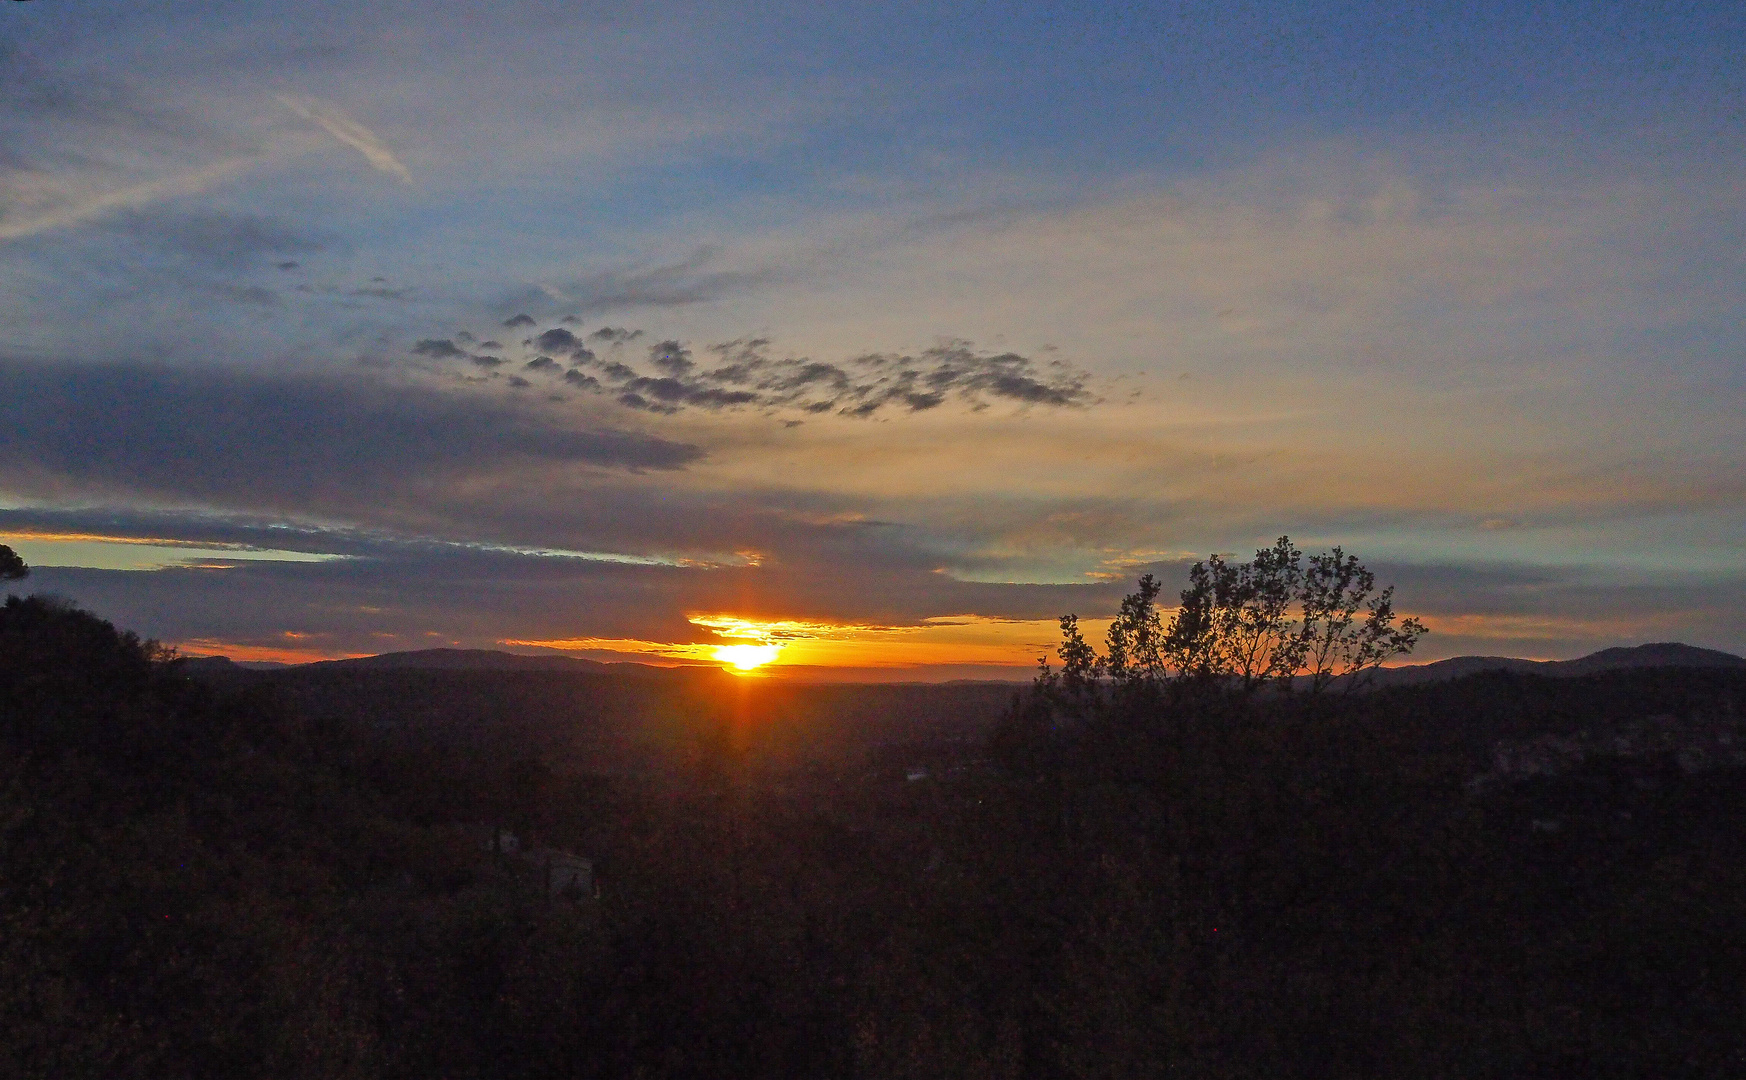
[1367,641,1745,687]
[176,641,1746,685]
[176,647,696,677]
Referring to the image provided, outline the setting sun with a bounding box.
[713,642,781,671]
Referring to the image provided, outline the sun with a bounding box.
[713,642,781,672]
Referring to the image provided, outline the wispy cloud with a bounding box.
[276,93,412,183]
[0,155,261,241]
[517,251,773,314]
[0,38,267,241]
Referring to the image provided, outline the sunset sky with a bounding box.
[3,1,1743,677]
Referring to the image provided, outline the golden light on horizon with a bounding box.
[506,613,1074,672]
[691,613,1067,671]
[712,642,783,672]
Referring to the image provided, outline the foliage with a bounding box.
[1296,545,1428,694]
[1042,535,1428,705]
[0,544,25,584]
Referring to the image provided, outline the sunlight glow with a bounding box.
[506,613,1073,673]
[689,613,1062,670]
[712,642,783,671]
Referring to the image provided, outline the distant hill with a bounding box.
[175,655,290,675]
[181,641,1746,689]
[1372,641,1746,687]
[306,648,616,673]
[300,647,718,677]
[176,647,698,679]
[1552,642,1746,674]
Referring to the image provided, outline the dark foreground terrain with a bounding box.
[4,595,1745,1078]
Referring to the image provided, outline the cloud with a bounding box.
[0,41,269,241]
[502,313,536,328]
[532,327,586,355]
[0,507,373,559]
[0,155,262,241]
[413,338,468,359]
[4,504,1128,666]
[0,39,237,152]
[24,508,1743,667]
[2,11,1741,670]
[648,340,694,375]
[410,323,1094,418]
[0,359,703,517]
[275,93,413,183]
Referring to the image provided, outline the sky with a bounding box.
[2,0,1743,677]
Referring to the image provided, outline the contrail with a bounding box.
[0,156,258,241]
[277,93,413,184]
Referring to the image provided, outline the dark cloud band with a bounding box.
[0,358,703,510]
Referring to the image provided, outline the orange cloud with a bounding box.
[172,638,370,664]
[498,636,720,662]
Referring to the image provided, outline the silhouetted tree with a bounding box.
[1296,546,1429,694]
[1200,536,1307,692]
[1104,577,1164,687]
[0,545,25,585]
[0,595,202,780]
[1039,535,1427,700]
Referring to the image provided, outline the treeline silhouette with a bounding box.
[4,588,1746,1077]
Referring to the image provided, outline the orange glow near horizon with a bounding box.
[186,607,1476,672]
[508,613,1073,673]
[503,608,1460,674]
[692,613,1066,671]
[171,638,371,665]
